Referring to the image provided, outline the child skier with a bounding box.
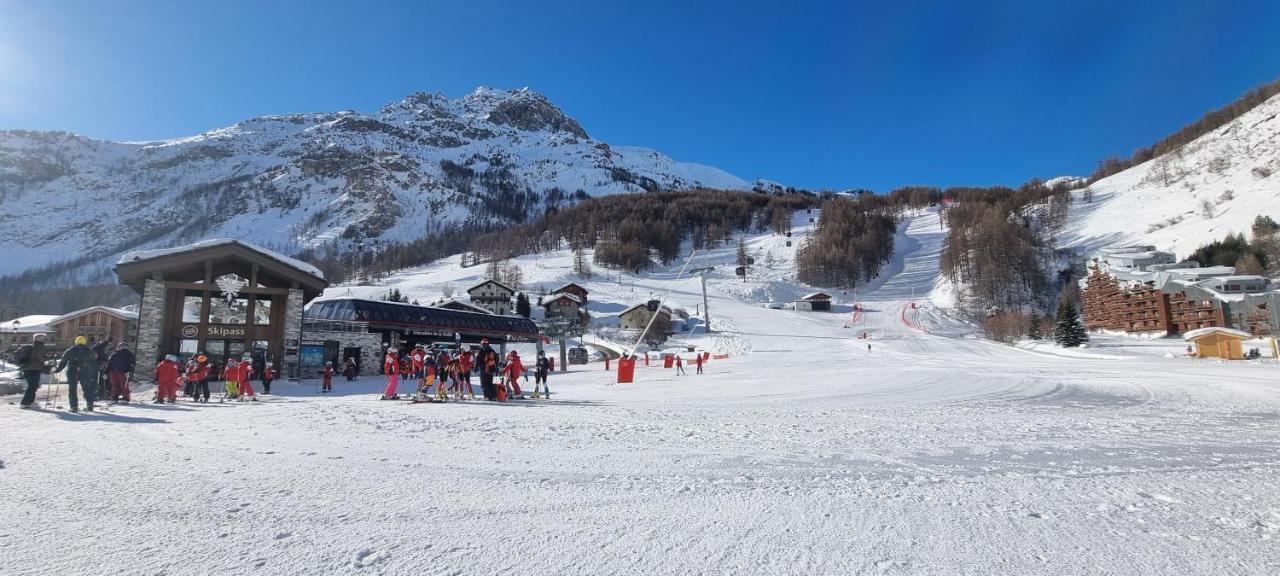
[695,353,704,374]
[222,359,240,399]
[187,354,212,403]
[236,355,257,401]
[503,350,525,399]
[382,347,400,400]
[675,355,686,375]
[458,349,475,399]
[532,351,551,398]
[321,361,333,393]
[155,355,182,404]
[262,362,276,394]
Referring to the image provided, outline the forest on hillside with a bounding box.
[1089,76,1280,182]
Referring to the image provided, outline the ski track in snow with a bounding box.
[3,211,1280,575]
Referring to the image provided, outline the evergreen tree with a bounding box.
[1027,313,1042,340]
[515,292,531,318]
[1054,301,1088,347]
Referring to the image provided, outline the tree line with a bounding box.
[1089,76,1280,182]
[795,196,897,289]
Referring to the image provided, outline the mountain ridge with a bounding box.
[0,87,748,282]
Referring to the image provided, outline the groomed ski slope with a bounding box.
[3,212,1279,575]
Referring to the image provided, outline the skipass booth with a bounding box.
[301,297,541,377]
[115,239,329,379]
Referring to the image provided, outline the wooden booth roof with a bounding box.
[114,239,329,300]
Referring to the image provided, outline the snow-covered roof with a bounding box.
[117,238,325,280]
[541,292,582,305]
[49,306,138,324]
[1183,326,1253,341]
[1198,275,1269,283]
[466,279,515,294]
[798,292,832,301]
[619,303,673,317]
[2,314,58,332]
[436,299,492,314]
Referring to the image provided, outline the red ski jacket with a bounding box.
[459,352,473,372]
[155,360,181,386]
[410,350,424,372]
[503,357,524,380]
[383,354,398,375]
[262,367,276,380]
[187,362,211,381]
[235,362,253,383]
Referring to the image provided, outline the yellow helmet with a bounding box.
[74,336,88,346]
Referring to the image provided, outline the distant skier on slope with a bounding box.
[694,353,704,374]
[457,349,476,400]
[674,354,686,375]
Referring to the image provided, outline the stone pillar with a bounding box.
[135,279,167,378]
[283,288,304,380]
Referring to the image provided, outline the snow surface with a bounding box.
[3,211,1279,575]
[1062,93,1280,257]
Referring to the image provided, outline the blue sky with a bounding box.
[2,0,1278,190]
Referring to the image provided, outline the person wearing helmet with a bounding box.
[456,347,475,399]
[321,361,334,393]
[381,346,401,400]
[502,350,524,399]
[106,342,136,403]
[235,356,257,401]
[476,338,500,401]
[186,354,212,403]
[262,362,277,395]
[15,333,50,409]
[154,354,182,404]
[55,336,99,412]
[532,350,551,399]
[222,357,241,399]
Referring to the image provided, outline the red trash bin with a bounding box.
[617,357,636,384]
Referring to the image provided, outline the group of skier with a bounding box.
[152,353,278,403]
[379,338,553,402]
[11,334,138,412]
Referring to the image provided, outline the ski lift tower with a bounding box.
[688,266,716,333]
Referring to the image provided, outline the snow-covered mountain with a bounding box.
[1062,93,1280,256]
[0,87,748,280]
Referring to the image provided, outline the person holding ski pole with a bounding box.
[55,336,99,412]
[532,351,551,398]
[674,354,686,376]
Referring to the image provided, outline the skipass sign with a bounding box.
[181,324,248,338]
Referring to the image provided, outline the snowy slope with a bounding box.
[1062,93,1280,256]
[4,210,1279,575]
[0,87,748,281]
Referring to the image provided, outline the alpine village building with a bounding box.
[1079,246,1280,338]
